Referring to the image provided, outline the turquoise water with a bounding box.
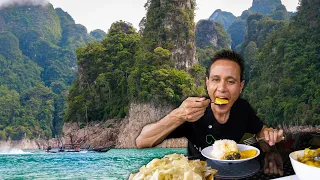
[0,148,186,179]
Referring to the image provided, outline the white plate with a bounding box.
[201,144,260,163]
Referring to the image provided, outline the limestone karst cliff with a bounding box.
[195,20,230,50]
[116,102,187,148]
[250,0,282,14]
[142,0,198,71]
[62,101,187,149]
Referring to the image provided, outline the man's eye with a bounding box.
[212,79,219,82]
[228,80,235,84]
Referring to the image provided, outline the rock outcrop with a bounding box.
[195,20,230,50]
[249,0,282,14]
[208,9,237,30]
[62,101,187,149]
[116,101,187,148]
[63,119,122,149]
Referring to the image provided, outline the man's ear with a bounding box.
[206,76,209,87]
[240,80,245,93]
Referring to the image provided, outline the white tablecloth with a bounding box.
[272,175,300,180]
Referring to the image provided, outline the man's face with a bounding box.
[206,59,244,115]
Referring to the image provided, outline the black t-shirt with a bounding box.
[166,98,264,156]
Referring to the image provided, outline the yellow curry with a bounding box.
[240,149,257,159]
[298,148,320,168]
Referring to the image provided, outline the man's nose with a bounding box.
[217,81,227,92]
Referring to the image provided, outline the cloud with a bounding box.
[0,0,49,9]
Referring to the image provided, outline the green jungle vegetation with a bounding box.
[0,0,319,140]
[242,0,320,126]
[0,4,105,140]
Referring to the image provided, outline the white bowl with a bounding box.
[201,144,260,164]
[289,150,320,180]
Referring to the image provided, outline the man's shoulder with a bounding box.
[233,98,251,110]
[235,98,250,105]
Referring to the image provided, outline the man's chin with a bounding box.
[212,104,231,113]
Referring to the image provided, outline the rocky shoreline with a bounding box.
[62,101,188,149]
[0,138,49,150]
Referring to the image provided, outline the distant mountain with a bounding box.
[203,0,292,50]
[195,19,230,67]
[0,3,105,140]
[90,29,106,41]
[227,20,247,49]
[249,0,282,14]
[195,19,230,49]
[209,9,237,29]
[268,4,290,21]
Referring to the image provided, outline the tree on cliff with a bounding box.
[65,21,140,122]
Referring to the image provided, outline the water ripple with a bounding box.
[0,148,186,179]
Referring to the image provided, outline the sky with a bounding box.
[0,0,300,32]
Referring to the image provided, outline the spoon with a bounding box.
[314,156,320,161]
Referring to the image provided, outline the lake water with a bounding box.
[0,148,186,179]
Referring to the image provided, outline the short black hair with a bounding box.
[206,49,244,81]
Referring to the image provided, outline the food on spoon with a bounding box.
[129,153,218,180]
[214,97,229,105]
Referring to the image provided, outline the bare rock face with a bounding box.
[0,139,45,149]
[116,101,187,148]
[143,0,198,71]
[62,101,187,148]
[63,119,122,149]
[161,0,198,71]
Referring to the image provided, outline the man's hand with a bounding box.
[264,151,284,176]
[260,127,284,146]
[178,97,210,123]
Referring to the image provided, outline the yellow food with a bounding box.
[239,149,257,159]
[129,154,218,180]
[298,148,320,168]
[215,97,229,105]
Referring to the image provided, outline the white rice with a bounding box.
[211,139,238,160]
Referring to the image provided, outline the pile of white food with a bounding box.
[129,153,217,180]
[211,139,238,160]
